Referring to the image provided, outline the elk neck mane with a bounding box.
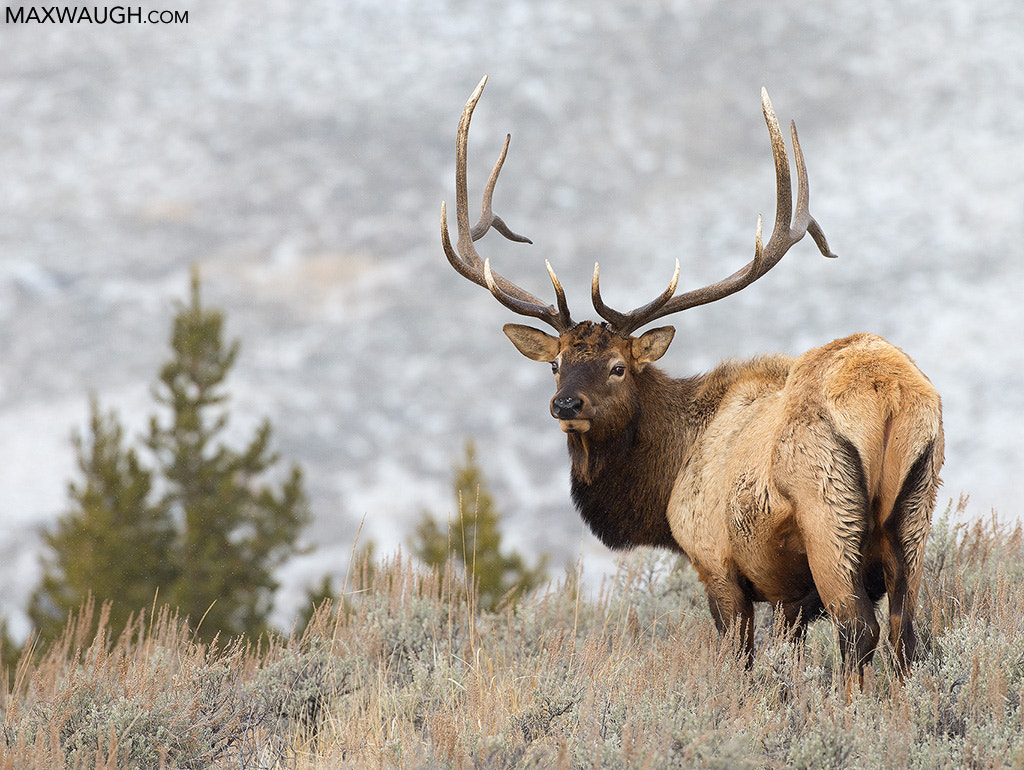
[566,363,692,553]
[567,355,793,553]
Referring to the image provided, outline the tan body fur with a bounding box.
[665,332,943,666]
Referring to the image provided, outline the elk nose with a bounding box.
[552,395,584,420]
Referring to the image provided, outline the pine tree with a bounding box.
[30,268,310,643]
[147,270,310,641]
[29,398,178,641]
[412,441,546,611]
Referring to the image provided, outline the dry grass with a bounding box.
[4,496,1024,769]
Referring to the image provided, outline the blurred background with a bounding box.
[2,0,1021,636]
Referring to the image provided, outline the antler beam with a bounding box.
[593,88,838,336]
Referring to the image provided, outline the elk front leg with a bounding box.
[779,587,826,638]
[701,565,755,667]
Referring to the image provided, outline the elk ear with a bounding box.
[503,323,562,363]
[632,326,675,368]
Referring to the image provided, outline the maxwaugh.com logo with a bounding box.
[5,6,188,24]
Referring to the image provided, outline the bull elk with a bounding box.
[440,77,944,680]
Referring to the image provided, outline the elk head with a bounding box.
[499,321,674,438]
[440,76,837,441]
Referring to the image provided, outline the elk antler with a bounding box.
[593,88,838,336]
[441,76,574,333]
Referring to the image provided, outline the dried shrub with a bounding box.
[2,601,276,769]
[5,497,1024,769]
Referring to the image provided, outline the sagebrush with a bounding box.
[3,496,1023,769]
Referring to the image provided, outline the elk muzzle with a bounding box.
[552,395,583,419]
[551,393,591,433]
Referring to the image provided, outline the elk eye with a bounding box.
[610,363,626,377]
[551,361,559,374]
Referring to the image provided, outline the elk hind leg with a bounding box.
[816,573,880,686]
[881,440,940,677]
[800,435,880,684]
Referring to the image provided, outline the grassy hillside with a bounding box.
[3,496,1023,769]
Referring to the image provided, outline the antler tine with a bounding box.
[791,121,837,261]
[483,258,572,327]
[598,88,837,337]
[441,76,574,333]
[546,259,573,327]
[470,132,534,245]
[592,260,679,332]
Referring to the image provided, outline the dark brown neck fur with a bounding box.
[568,365,696,552]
